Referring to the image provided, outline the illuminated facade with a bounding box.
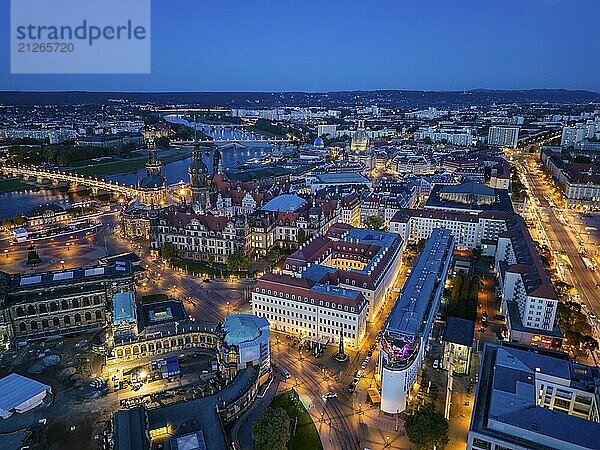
[350,119,369,152]
[379,228,455,414]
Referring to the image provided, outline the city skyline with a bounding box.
[2,0,600,92]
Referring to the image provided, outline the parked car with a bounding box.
[433,359,439,370]
[354,370,363,378]
[280,369,291,379]
[323,391,337,399]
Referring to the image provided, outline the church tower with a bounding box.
[188,118,211,211]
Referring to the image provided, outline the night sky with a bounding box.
[2,0,599,92]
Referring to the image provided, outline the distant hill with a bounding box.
[0,89,599,107]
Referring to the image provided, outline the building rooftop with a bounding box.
[311,172,371,185]
[147,367,258,450]
[259,194,306,213]
[113,291,137,326]
[0,373,50,416]
[223,314,268,346]
[443,317,475,347]
[471,343,600,450]
[385,228,454,336]
[425,183,513,213]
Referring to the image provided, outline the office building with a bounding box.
[379,228,455,413]
[468,342,600,450]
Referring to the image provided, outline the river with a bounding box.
[0,119,283,220]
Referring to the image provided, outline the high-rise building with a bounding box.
[488,126,519,148]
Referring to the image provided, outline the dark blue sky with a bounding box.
[2,0,599,92]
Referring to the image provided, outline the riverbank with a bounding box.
[0,178,33,195]
[72,148,190,176]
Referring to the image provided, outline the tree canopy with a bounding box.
[227,252,251,272]
[364,215,386,231]
[160,242,177,262]
[405,406,449,450]
[252,407,291,450]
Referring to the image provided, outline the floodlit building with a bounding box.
[496,215,562,348]
[0,373,52,419]
[252,271,368,347]
[390,208,509,250]
[351,119,369,152]
[0,262,135,345]
[379,228,455,414]
[222,314,271,382]
[284,225,404,321]
[468,342,600,450]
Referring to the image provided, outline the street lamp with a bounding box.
[60,260,65,269]
[4,249,8,259]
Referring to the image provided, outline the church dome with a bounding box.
[139,173,166,189]
[314,137,325,148]
[188,158,208,173]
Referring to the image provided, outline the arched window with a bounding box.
[42,319,49,329]
[72,298,80,308]
[39,304,47,314]
[95,310,102,320]
[53,317,60,327]
[50,302,58,312]
[93,295,101,305]
[64,315,71,325]
[16,307,25,318]
[83,298,90,307]
[74,313,81,324]
[85,312,92,321]
[61,300,69,310]
[27,305,36,315]
[19,322,26,332]
[31,321,38,331]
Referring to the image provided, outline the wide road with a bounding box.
[519,157,600,321]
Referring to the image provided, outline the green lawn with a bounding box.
[269,391,323,450]
[72,149,190,176]
[170,258,223,277]
[0,178,33,194]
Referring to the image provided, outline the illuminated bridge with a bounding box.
[1,164,140,197]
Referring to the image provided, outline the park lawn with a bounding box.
[170,258,223,277]
[72,149,190,176]
[0,178,33,194]
[270,391,323,450]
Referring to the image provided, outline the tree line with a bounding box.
[447,273,479,321]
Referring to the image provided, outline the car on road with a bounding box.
[354,370,363,378]
[433,359,439,370]
[280,369,291,379]
[587,311,597,320]
[361,361,367,369]
[323,391,337,399]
